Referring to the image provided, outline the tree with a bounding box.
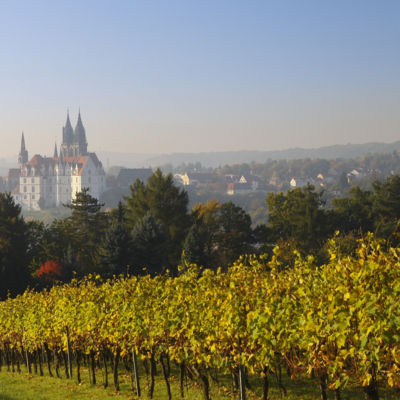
[0,193,31,299]
[124,168,190,270]
[131,212,167,276]
[60,245,82,283]
[63,188,107,273]
[192,199,254,269]
[36,259,62,283]
[182,225,206,266]
[38,196,47,210]
[99,222,134,277]
[217,201,254,267]
[372,175,400,221]
[266,184,328,254]
[337,172,349,191]
[331,186,376,234]
[192,199,222,266]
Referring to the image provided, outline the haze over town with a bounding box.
[1,1,399,160]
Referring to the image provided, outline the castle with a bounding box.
[10,111,105,211]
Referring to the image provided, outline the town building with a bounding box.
[10,111,105,211]
[182,172,213,186]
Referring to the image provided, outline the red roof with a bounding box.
[22,153,103,177]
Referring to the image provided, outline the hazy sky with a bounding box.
[1,1,399,158]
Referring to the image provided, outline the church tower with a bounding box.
[18,132,28,169]
[72,110,88,156]
[60,110,74,158]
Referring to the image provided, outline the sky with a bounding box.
[0,1,399,158]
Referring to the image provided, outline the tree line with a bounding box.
[2,168,400,299]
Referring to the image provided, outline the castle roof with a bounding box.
[5,168,22,180]
[21,153,103,177]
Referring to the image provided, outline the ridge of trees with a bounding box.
[2,169,400,299]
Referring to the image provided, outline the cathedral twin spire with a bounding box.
[18,110,88,170]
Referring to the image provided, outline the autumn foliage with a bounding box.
[36,259,62,282]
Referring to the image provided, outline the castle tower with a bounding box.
[18,132,28,169]
[54,142,58,158]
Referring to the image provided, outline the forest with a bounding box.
[3,167,400,299]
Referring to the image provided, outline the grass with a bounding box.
[0,361,399,400]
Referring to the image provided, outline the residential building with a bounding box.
[182,173,213,186]
[239,174,259,190]
[290,178,314,188]
[227,182,254,195]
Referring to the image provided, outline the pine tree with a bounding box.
[131,212,167,276]
[183,225,206,266]
[0,193,31,299]
[63,188,107,273]
[124,168,190,270]
[99,222,134,277]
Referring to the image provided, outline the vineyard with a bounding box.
[1,234,400,400]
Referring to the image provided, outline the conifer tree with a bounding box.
[124,168,190,270]
[63,188,107,273]
[99,222,134,277]
[182,225,206,266]
[131,212,167,276]
[0,193,31,299]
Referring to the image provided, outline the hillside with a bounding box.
[98,141,400,169]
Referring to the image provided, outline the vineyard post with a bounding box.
[238,335,246,400]
[66,327,72,379]
[132,347,141,397]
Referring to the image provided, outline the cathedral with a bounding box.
[10,111,105,210]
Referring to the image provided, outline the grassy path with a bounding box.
[0,366,398,400]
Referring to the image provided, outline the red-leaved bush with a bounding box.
[37,259,62,282]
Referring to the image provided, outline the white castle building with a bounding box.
[11,111,106,211]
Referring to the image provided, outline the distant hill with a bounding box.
[140,141,400,168]
[97,151,158,169]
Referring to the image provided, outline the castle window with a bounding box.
[32,186,35,192]
[66,188,68,192]
[49,178,52,183]
[31,178,34,183]
[49,187,52,192]
[32,195,35,200]
[24,186,27,193]
[76,178,78,182]
[88,177,91,183]
[24,195,27,199]
[23,178,26,183]
[60,187,62,192]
